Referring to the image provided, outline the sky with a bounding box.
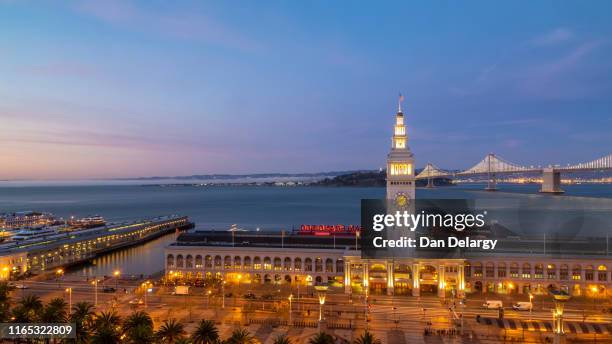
[1,1,611,179]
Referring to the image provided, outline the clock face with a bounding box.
[394,192,409,208]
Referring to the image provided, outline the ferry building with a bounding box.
[165,105,611,299]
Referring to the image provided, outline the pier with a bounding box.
[0,215,193,278]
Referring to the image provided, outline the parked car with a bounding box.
[512,302,533,311]
[15,284,28,289]
[102,287,116,293]
[128,298,144,305]
[483,300,503,309]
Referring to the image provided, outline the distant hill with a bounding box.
[313,170,454,187]
[115,171,370,181]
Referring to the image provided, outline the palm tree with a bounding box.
[0,282,14,322]
[272,334,292,344]
[191,319,219,344]
[123,311,153,333]
[354,330,381,344]
[308,332,334,344]
[90,324,122,344]
[13,294,43,322]
[91,310,122,344]
[126,323,155,344]
[40,297,68,323]
[156,318,186,343]
[176,338,193,344]
[70,302,95,344]
[224,328,258,344]
[94,310,122,329]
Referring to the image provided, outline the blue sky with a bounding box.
[1,1,611,179]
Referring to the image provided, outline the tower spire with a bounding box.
[398,93,404,113]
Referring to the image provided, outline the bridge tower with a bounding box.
[484,153,498,191]
[386,96,415,202]
[540,168,564,194]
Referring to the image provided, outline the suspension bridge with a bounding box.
[415,153,612,193]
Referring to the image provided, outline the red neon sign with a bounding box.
[298,224,360,236]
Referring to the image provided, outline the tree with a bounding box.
[91,324,122,344]
[191,319,219,344]
[0,282,14,322]
[308,332,334,344]
[70,302,95,344]
[224,328,258,344]
[156,318,186,343]
[123,311,153,333]
[94,310,122,329]
[92,310,122,344]
[354,330,381,344]
[40,297,68,323]
[13,294,43,322]
[126,323,155,344]
[272,334,292,344]
[176,338,193,344]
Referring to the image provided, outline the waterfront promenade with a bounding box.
[10,275,611,344]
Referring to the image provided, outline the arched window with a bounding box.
[234,256,242,269]
[572,265,581,280]
[522,263,531,279]
[167,254,175,268]
[273,257,282,271]
[283,257,292,271]
[597,265,608,281]
[560,265,569,280]
[214,255,222,269]
[510,263,519,278]
[336,259,344,273]
[243,256,252,269]
[253,257,261,270]
[473,262,483,277]
[585,265,594,281]
[325,258,334,273]
[534,264,544,279]
[195,255,203,268]
[485,262,494,278]
[263,257,272,270]
[205,255,212,268]
[315,258,323,272]
[186,255,193,269]
[497,263,506,278]
[547,264,556,279]
[224,256,232,269]
[294,258,302,271]
[305,258,313,272]
[176,255,184,268]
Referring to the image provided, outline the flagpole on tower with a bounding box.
[398,93,404,113]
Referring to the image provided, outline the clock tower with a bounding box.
[386,96,415,202]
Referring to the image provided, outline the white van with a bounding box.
[512,302,533,311]
[483,300,503,309]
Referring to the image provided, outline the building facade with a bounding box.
[165,104,611,299]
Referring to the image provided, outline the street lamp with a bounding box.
[65,288,72,315]
[551,290,571,344]
[314,285,329,332]
[207,290,212,309]
[113,270,120,290]
[91,278,98,307]
[141,281,152,309]
[529,293,534,321]
[56,269,64,288]
[288,294,293,326]
[222,281,226,309]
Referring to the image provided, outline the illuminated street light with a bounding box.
[113,270,121,290]
[56,268,64,288]
[288,294,293,326]
[314,285,329,332]
[65,288,72,315]
[550,290,571,344]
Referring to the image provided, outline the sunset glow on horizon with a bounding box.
[2,1,612,180]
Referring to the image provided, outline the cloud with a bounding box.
[76,0,260,52]
[531,28,575,46]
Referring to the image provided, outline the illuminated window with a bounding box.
[394,126,405,136]
[394,138,406,149]
[390,163,412,175]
